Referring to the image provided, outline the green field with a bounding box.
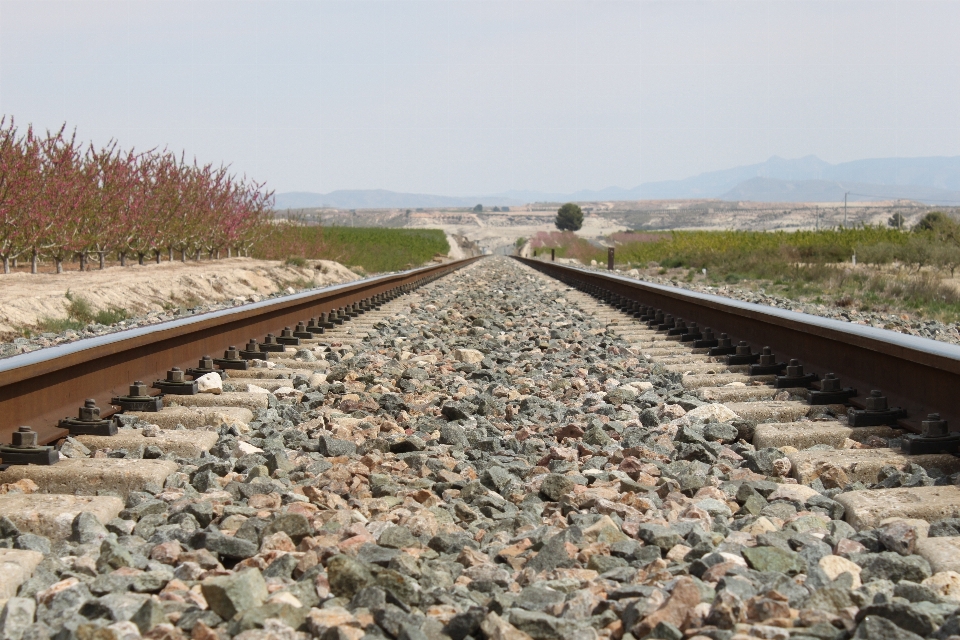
[253,226,449,273]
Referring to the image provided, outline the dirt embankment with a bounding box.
[0,258,359,337]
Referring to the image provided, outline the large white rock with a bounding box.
[767,484,820,504]
[923,571,960,603]
[247,384,271,394]
[237,441,264,455]
[454,348,484,364]
[0,550,44,599]
[196,372,223,395]
[819,555,862,588]
[686,403,740,422]
[657,403,687,420]
[0,597,37,640]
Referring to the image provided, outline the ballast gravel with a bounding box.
[4,256,960,640]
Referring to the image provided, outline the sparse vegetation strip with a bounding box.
[532,213,960,322]
[252,226,449,274]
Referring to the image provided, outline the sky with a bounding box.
[1,1,958,196]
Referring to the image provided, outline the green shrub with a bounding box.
[94,307,128,325]
[65,291,94,324]
[37,316,85,333]
[37,292,129,331]
[285,256,307,267]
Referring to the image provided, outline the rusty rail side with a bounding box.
[518,257,960,429]
[1,257,482,444]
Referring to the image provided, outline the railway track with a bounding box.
[517,257,960,432]
[1,255,960,640]
[0,257,481,447]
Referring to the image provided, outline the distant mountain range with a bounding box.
[718,177,960,204]
[274,155,960,209]
[641,155,960,202]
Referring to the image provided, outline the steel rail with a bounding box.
[517,257,960,430]
[0,256,483,445]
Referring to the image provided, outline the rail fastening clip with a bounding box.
[848,390,907,427]
[58,399,118,436]
[111,381,163,412]
[901,413,960,455]
[0,426,59,465]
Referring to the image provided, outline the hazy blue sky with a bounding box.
[1,1,958,196]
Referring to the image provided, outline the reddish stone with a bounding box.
[745,592,791,622]
[247,493,282,510]
[835,538,868,557]
[144,624,187,640]
[701,561,740,583]
[338,534,373,555]
[635,576,702,635]
[555,424,585,440]
[150,541,182,565]
[619,456,646,479]
[190,621,219,640]
[706,590,746,629]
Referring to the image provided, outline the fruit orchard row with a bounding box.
[0,118,273,274]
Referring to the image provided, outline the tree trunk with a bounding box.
[138,253,145,266]
[181,249,186,262]
[155,250,161,264]
[168,247,173,262]
[216,249,221,260]
[227,247,232,258]
[55,257,63,274]
[99,252,105,269]
[31,250,38,274]
[79,253,86,272]
[2,256,8,274]
[120,252,126,267]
